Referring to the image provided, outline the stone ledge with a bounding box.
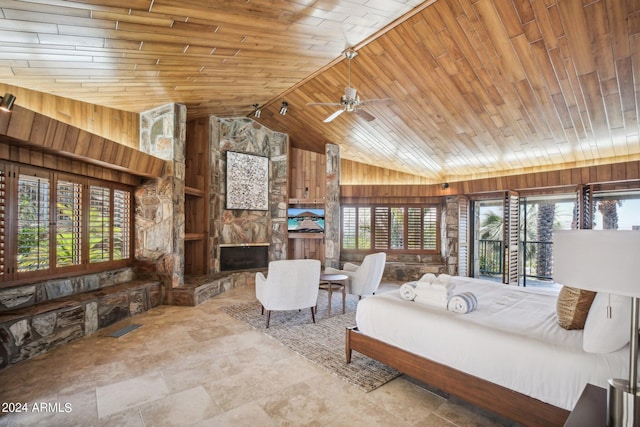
[383,262,447,282]
[172,270,262,306]
[0,279,161,370]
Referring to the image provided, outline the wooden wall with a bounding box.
[289,147,326,201]
[0,84,140,149]
[341,159,435,185]
[288,147,326,262]
[341,160,640,201]
[0,104,165,180]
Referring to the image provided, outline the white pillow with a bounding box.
[583,293,632,353]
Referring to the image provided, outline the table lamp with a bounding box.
[554,230,640,427]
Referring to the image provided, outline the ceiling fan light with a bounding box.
[345,87,357,100]
[279,101,288,115]
[0,93,16,112]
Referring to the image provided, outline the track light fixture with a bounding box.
[441,183,449,190]
[279,101,288,116]
[252,103,261,118]
[0,93,15,112]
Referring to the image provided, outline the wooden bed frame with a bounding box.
[346,327,570,427]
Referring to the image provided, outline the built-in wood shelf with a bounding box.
[185,232,206,241]
[185,186,205,197]
[289,198,325,205]
[288,233,324,240]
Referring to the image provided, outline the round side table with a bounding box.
[318,273,348,317]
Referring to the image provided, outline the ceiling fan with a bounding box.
[307,48,392,123]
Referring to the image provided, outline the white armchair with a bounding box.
[255,259,321,328]
[324,252,386,298]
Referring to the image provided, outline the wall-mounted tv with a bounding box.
[287,208,325,233]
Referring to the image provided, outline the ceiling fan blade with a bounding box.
[360,98,393,105]
[324,109,344,123]
[307,102,342,107]
[355,109,376,122]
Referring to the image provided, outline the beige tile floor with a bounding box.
[0,284,515,426]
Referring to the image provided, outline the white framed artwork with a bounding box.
[225,151,269,211]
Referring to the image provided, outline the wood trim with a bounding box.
[346,327,569,427]
[341,160,640,199]
[0,105,165,179]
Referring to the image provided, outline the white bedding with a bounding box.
[356,276,629,410]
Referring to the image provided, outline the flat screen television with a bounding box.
[287,208,325,233]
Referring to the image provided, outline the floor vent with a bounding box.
[110,324,142,338]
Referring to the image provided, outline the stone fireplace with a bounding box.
[219,243,269,271]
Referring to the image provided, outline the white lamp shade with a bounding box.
[553,230,640,297]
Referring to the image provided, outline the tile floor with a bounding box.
[0,283,516,426]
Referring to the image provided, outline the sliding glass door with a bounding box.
[519,194,576,288]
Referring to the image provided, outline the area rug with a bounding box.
[221,291,400,392]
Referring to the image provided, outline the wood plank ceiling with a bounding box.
[0,0,639,183]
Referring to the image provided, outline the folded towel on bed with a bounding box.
[418,273,437,283]
[434,274,452,285]
[399,282,418,301]
[447,292,478,314]
[414,294,448,309]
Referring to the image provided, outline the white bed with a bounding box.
[349,276,630,425]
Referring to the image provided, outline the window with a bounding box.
[342,205,439,253]
[0,162,133,284]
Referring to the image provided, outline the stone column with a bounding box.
[443,195,459,276]
[325,143,340,269]
[137,103,186,298]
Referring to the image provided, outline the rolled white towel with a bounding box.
[447,292,478,314]
[418,273,436,283]
[399,281,418,301]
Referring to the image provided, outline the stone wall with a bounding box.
[210,117,288,270]
[443,195,460,276]
[138,103,187,293]
[324,144,340,269]
[0,268,136,313]
[0,278,161,369]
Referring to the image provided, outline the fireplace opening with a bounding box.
[220,244,269,271]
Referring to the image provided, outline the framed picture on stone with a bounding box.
[225,151,269,211]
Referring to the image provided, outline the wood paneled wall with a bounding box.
[0,104,165,181]
[289,147,326,201]
[288,147,326,263]
[341,160,640,201]
[341,159,435,185]
[0,84,140,149]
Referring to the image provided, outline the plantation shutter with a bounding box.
[113,189,131,260]
[422,207,437,250]
[407,207,422,250]
[56,179,82,267]
[357,207,371,249]
[577,185,592,229]
[89,185,111,263]
[458,196,469,277]
[341,207,356,249]
[0,166,5,278]
[374,207,389,249]
[17,170,51,272]
[502,191,519,284]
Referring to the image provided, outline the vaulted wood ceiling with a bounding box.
[1,0,639,183]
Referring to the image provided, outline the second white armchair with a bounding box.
[324,252,386,298]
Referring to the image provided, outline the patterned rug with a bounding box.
[221,291,400,392]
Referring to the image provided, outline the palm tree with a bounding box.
[535,202,555,278]
[597,200,621,229]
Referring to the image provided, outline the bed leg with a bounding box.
[346,328,353,364]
